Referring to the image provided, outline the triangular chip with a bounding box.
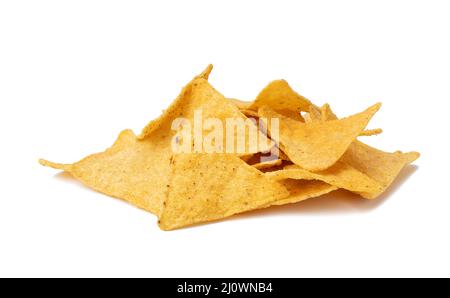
[248,80,315,122]
[40,66,273,216]
[158,153,290,230]
[309,103,382,137]
[320,103,420,198]
[266,162,384,198]
[342,142,420,199]
[259,103,381,171]
[40,130,162,213]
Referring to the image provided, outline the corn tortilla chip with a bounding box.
[321,104,420,198]
[259,103,381,171]
[342,142,420,199]
[267,162,384,198]
[248,80,314,122]
[159,153,290,230]
[309,104,382,137]
[41,66,273,216]
[40,130,162,213]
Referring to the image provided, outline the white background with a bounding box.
[1,0,449,278]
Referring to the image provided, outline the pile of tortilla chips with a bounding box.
[40,65,419,230]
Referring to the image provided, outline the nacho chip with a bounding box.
[248,80,314,122]
[159,153,290,230]
[259,103,381,171]
[309,104,382,137]
[342,142,420,199]
[41,66,273,216]
[266,162,384,198]
[40,130,162,213]
[320,104,420,198]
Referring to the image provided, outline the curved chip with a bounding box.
[320,103,420,198]
[259,103,381,172]
[342,142,420,199]
[309,104,382,137]
[248,80,315,122]
[266,162,384,198]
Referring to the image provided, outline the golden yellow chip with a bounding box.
[266,162,383,198]
[342,142,420,199]
[159,153,290,230]
[320,103,419,198]
[40,130,162,213]
[310,104,382,137]
[248,80,313,122]
[259,103,381,172]
[41,66,273,216]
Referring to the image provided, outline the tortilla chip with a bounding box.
[41,66,272,216]
[267,162,384,198]
[270,180,338,206]
[309,104,382,137]
[320,104,420,198]
[159,153,290,230]
[40,130,163,213]
[259,103,381,171]
[248,80,314,122]
[342,142,420,199]
[139,71,273,154]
